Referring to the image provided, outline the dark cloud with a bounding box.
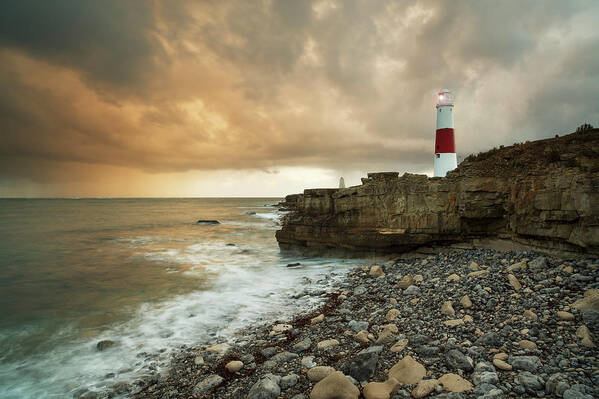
[0,0,598,195]
[0,0,165,92]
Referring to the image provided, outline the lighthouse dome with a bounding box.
[437,89,453,106]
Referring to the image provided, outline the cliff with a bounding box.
[276,129,599,257]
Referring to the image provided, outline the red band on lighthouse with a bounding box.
[435,128,455,153]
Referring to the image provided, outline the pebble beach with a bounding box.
[91,248,599,399]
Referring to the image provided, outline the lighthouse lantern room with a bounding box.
[434,89,457,177]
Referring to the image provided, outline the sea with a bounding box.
[0,198,362,398]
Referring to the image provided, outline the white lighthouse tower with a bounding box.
[434,89,457,177]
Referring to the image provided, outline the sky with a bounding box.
[1,0,598,197]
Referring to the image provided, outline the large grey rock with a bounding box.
[563,384,594,399]
[348,320,369,332]
[342,345,383,381]
[582,310,599,333]
[515,371,544,393]
[408,334,429,345]
[247,374,281,399]
[528,256,548,269]
[474,361,495,373]
[260,347,278,358]
[472,372,499,386]
[475,332,502,347]
[269,351,298,364]
[563,389,593,399]
[477,389,504,399]
[403,285,420,295]
[510,356,542,372]
[546,373,567,395]
[433,393,465,399]
[280,374,298,390]
[473,383,498,395]
[445,349,473,371]
[292,338,311,352]
[193,374,223,395]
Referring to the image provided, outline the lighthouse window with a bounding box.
[436,154,440,158]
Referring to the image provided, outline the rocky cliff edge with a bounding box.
[276,129,599,257]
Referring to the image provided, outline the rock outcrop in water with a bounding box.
[276,129,599,257]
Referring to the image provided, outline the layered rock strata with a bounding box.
[276,130,599,257]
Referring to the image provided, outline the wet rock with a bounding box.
[309,371,359,399]
[546,373,568,395]
[507,274,522,291]
[459,295,472,308]
[225,360,243,372]
[247,374,281,399]
[403,285,420,296]
[444,319,464,327]
[510,355,542,372]
[445,349,473,371]
[343,345,382,381]
[514,371,544,393]
[563,386,594,399]
[528,256,548,270]
[386,308,400,321]
[582,310,599,333]
[301,356,316,369]
[96,340,116,351]
[363,378,400,399]
[411,379,438,398]
[390,338,408,353]
[507,260,527,272]
[472,372,499,386]
[193,374,223,394]
[523,309,538,319]
[348,320,369,332]
[557,311,575,321]
[316,339,339,350]
[292,338,312,352]
[576,325,595,347]
[271,324,293,334]
[280,374,298,390]
[477,389,504,398]
[518,339,537,350]
[196,220,220,225]
[475,332,502,347]
[397,275,414,289]
[370,265,385,277]
[438,373,473,393]
[375,324,398,345]
[474,361,495,373]
[388,355,426,385]
[354,330,370,344]
[307,366,336,382]
[492,358,512,371]
[441,301,455,316]
[571,289,599,311]
[261,347,278,358]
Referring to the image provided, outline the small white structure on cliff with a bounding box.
[339,177,345,188]
[434,89,457,177]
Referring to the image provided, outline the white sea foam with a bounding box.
[0,224,358,399]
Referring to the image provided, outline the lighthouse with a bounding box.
[434,89,457,177]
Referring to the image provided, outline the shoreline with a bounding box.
[93,247,596,399]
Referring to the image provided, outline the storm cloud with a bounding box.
[0,0,597,196]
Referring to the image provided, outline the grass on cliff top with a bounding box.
[459,128,598,176]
